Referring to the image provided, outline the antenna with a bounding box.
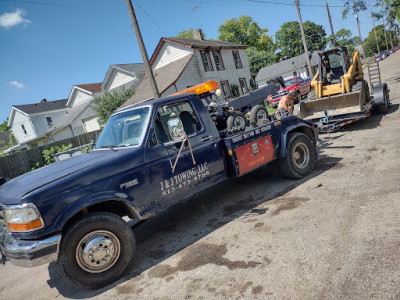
[193,2,203,30]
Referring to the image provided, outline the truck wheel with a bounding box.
[295,92,301,104]
[278,132,316,179]
[307,90,315,101]
[227,111,247,132]
[58,212,135,289]
[250,105,270,127]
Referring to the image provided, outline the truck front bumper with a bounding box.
[0,224,61,267]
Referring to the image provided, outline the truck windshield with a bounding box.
[95,107,150,149]
[284,78,296,86]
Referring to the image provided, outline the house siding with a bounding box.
[52,126,74,142]
[70,89,93,107]
[153,44,193,70]
[170,49,251,101]
[11,111,36,144]
[83,116,101,133]
[104,69,138,92]
[30,110,67,138]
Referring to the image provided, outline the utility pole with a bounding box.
[371,9,380,54]
[354,9,366,64]
[382,19,389,50]
[326,2,336,47]
[295,0,313,76]
[125,0,160,99]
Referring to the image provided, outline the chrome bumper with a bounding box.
[0,225,61,267]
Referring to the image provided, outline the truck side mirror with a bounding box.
[167,117,186,140]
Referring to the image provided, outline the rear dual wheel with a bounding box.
[278,132,316,179]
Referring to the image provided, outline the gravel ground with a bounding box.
[1,51,399,300]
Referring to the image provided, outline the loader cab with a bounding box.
[318,47,348,85]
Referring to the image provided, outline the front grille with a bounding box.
[271,89,288,100]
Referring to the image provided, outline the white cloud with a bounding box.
[0,9,32,29]
[9,81,24,89]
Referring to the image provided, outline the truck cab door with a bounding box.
[144,99,225,214]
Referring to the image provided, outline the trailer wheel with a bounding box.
[377,84,390,114]
[58,212,135,289]
[227,111,247,132]
[278,133,316,179]
[249,105,270,127]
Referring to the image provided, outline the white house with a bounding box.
[255,52,319,86]
[7,99,68,146]
[120,30,252,108]
[102,63,145,93]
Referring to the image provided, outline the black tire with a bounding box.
[249,105,270,127]
[307,89,315,101]
[294,91,301,104]
[227,111,247,132]
[58,212,135,289]
[351,81,363,92]
[278,132,316,179]
[377,85,390,114]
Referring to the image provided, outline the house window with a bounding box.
[200,51,214,72]
[293,71,297,77]
[21,124,27,135]
[213,51,225,71]
[220,81,231,99]
[46,116,53,127]
[239,78,249,94]
[232,51,242,69]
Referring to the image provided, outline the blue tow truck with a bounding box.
[0,82,318,289]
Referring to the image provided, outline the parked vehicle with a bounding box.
[374,54,384,62]
[0,83,318,289]
[298,46,390,132]
[381,50,390,59]
[267,76,311,108]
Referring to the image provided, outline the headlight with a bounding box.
[3,203,44,232]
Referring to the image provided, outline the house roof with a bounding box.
[47,101,94,134]
[256,52,319,82]
[120,54,193,109]
[113,63,145,74]
[75,83,102,93]
[150,37,247,64]
[13,99,68,115]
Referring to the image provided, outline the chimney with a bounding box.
[40,98,47,102]
[193,29,204,40]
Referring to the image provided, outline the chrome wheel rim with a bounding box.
[256,110,268,121]
[234,116,246,130]
[76,230,121,273]
[292,142,310,169]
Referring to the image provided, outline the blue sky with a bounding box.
[0,0,381,124]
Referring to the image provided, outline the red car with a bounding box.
[267,76,311,107]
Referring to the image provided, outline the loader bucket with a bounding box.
[298,90,366,120]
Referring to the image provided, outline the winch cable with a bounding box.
[171,135,196,173]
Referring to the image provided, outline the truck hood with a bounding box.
[0,150,110,205]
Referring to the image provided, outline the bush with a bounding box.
[92,88,135,125]
[42,144,72,165]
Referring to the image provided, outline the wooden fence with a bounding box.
[0,130,101,179]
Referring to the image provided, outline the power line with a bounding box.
[133,0,166,34]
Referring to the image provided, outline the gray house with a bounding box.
[256,52,319,86]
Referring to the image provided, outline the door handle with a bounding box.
[201,135,214,142]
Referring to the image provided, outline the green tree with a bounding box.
[217,15,274,52]
[92,88,135,125]
[327,29,357,53]
[173,28,207,39]
[363,24,398,56]
[275,21,327,59]
[245,47,277,74]
[0,120,9,132]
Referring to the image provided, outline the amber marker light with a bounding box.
[274,121,282,127]
[171,80,219,96]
